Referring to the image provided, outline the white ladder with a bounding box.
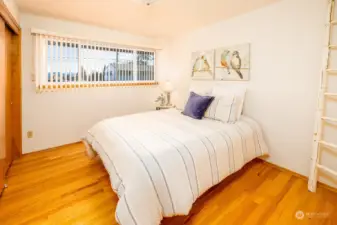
[308,0,337,192]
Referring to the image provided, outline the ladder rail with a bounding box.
[308,0,335,192]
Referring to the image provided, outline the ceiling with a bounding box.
[16,0,280,38]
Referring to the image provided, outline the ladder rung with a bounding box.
[325,92,337,97]
[326,69,337,74]
[329,45,337,49]
[319,141,337,150]
[316,164,337,177]
[322,116,337,123]
[331,20,337,25]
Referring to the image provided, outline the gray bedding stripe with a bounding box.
[207,101,212,117]
[160,132,200,196]
[237,122,257,156]
[204,136,219,183]
[241,118,262,155]
[220,130,235,171]
[213,98,221,120]
[105,126,165,214]
[234,124,247,163]
[154,132,196,201]
[200,137,215,185]
[216,131,232,174]
[132,135,176,214]
[124,194,137,225]
[227,97,235,123]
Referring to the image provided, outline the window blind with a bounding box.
[32,32,157,92]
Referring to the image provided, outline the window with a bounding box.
[33,32,156,91]
[47,41,79,83]
[137,51,155,81]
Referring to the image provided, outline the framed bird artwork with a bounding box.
[215,43,250,81]
[191,50,214,80]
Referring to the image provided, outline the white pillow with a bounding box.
[176,86,213,110]
[212,86,246,120]
[204,94,238,123]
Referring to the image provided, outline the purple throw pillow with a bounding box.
[182,92,214,119]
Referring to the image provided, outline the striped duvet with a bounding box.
[85,109,268,225]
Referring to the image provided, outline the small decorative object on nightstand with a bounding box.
[155,93,165,106]
[155,80,175,110]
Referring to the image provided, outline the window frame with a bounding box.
[33,30,158,91]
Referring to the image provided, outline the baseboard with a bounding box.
[262,160,337,194]
[22,141,82,155]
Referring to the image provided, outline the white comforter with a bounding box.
[86,109,268,225]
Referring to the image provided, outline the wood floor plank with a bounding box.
[0,143,337,225]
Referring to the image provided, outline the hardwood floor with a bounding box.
[0,142,337,225]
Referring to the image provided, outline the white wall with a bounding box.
[159,0,337,186]
[3,0,19,23]
[21,13,160,153]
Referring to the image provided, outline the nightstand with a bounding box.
[156,105,175,110]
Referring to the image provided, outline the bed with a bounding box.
[84,108,268,225]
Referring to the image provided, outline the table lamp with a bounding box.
[162,81,174,106]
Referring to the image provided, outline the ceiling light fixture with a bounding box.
[133,0,161,6]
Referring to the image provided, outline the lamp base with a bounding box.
[166,92,172,106]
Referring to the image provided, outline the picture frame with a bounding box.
[191,50,214,80]
[214,43,250,81]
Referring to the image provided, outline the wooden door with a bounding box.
[0,1,21,194]
[10,32,21,160]
[0,18,20,194]
[0,17,6,192]
[4,24,13,170]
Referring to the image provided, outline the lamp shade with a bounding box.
[162,81,174,92]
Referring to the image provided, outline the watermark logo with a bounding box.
[295,210,305,220]
[295,210,330,220]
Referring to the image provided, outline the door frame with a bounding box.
[0,1,19,35]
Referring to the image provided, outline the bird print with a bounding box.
[201,55,211,71]
[220,50,231,75]
[192,55,211,76]
[230,51,243,79]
